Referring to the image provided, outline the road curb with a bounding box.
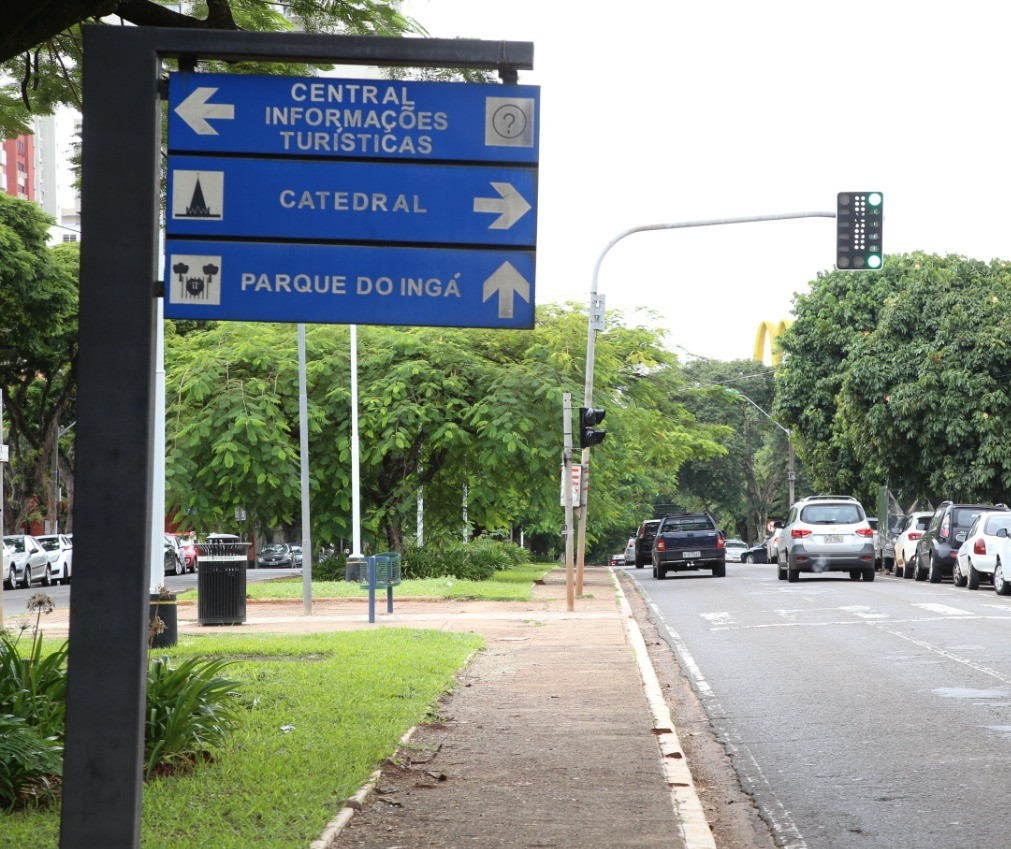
[611,570,717,849]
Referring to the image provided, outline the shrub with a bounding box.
[145,655,242,778]
[401,538,529,581]
[312,547,349,581]
[0,595,69,738]
[0,714,62,810]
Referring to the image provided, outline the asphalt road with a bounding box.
[624,561,1011,849]
[0,567,299,616]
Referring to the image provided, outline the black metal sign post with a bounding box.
[62,26,533,848]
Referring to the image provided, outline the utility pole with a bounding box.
[562,392,575,612]
[726,388,795,505]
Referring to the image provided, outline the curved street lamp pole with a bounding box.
[577,212,829,579]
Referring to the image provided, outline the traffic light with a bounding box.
[836,192,883,271]
[579,407,606,449]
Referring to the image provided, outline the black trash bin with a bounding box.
[195,542,249,625]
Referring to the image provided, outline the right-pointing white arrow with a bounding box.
[482,262,531,319]
[473,182,532,230]
[175,87,235,136]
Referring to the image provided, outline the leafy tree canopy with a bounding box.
[1,1,423,135]
[776,252,1011,506]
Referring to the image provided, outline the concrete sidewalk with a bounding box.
[37,567,714,848]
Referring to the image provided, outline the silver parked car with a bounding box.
[36,533,74,585]
[3,534,52,589]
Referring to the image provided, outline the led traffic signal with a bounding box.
[836,192,883,271]
[579,407,607,449]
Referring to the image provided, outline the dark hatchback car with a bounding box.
[740,542,769,564]
[633,519,661,568]
[256,543,295,568]
[913,501,1010,583]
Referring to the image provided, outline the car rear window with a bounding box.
[661,517,714,532]
[914,516,930,530]
[983,514,1011,535]
[953,508,985,528]
[800,504,863,524]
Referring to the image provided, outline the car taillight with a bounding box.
[656,539,666,552]
[908,532,923,541]
[856,528,874,538]
[716,536,725,548]
[974,538,986,555]
[791,529,811,538]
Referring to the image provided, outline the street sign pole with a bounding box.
[63,26,535,849]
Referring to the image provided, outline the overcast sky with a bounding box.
[402,0,1011,362]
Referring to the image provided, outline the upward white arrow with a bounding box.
[175,87,235,136]
[473,182,532,230]
[482,262,531,319]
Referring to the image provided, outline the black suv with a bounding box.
[913,501,1010,583]
[651,512,725,579]
[633,519,661,568]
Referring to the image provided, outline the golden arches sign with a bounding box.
[754,319,792,366]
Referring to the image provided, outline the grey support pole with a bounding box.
[60,26,162,848]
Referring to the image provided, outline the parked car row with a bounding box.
[3,533,73,589]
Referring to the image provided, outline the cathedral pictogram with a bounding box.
[172,171,223,220]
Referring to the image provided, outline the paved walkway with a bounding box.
[35,567,714,849]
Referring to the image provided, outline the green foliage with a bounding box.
[401,538,528,581]
[165,306,726,561]
[777,252,1011,505]
[0,610,69,739]
[144,656,242,779]
[0,714,62,811]
[0,3,425,136]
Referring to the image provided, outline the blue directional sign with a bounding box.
[168,72,539,163]
[164,72,539,327]
[166,155,537,247]
[163,240,535,328]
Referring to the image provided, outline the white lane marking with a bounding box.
[913,602,974,616]
[646,597,810,849]
[700,611,736,629]
[840,605,890,619]
[871,624,1011,686]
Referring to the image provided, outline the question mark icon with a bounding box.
[493,104,526,139]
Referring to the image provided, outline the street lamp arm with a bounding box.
[730,390,790,437]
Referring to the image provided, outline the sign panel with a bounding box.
[168,73,539,163]
[163,240,534,328]
[166,155,537,246]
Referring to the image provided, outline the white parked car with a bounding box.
[36,533,73,585]
[623,537,636,564]
[954,511,1011,590]
[724,539,747,562]
[3,534,52,589]
[766,528,782,564]
[894,511,934,579]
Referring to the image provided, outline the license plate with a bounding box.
[682,550,701,558]
[823,534,843,544]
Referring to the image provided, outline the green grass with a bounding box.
[218,563,554,603]
[0,629,482,849]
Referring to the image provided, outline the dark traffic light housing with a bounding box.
[579,407,606,449]
[836,192,883,271]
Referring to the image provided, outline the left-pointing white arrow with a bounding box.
[482,261,531,319]
[175,87,235,136]
[473,182,532,230]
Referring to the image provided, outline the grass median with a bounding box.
[0,628,482,849]
[236,563,554,602]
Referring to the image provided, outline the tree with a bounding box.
[164,306,728,559]
[1,1,422,135]
[774,259,898,506]
[776,252,1011,506]
[676,358,796,542]
[0,192,79,533]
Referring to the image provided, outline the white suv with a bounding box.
[776,495,876,582]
